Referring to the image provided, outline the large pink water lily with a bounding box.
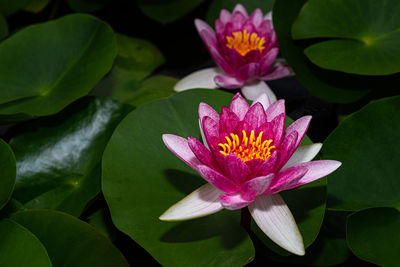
[160,93,341,255]
[174,4,292,102]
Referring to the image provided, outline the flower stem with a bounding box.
[240,207,251,232]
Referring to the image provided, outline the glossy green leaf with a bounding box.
[206,0,274,25]
[0,0,29,16]
[87,208,118,241]
[10,97,132,216]
[24,0,50,13]
[0,138,16,210]
[252,178,326,255]
[137,0,206,23]
[322,96,400,210]
[67,0,111,12]
[0,14,116,121]
[347,207,400,267]
[0,219,51,266]
[103,89,255,267]
[273,0,370,103]
[292,0,400,75]
[12,210,129,266]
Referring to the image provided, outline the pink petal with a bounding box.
[197,165,239,193]
[266,165,308,194]
[243,102,267,129]
[199,102,219,123]
[249,194,305,255]
[232,3,248,18]
[218,9,232,25]
[237,62,260,81]
[219,192,254,210]
[282,143,322,171]
[278,131,299,169]
[187,137,214,168]
[285,115,312,150]
[265,99,285,122]
[199,119,209,149]
[264,11,272,22]
[250,150,280,177]
[229,93,249,120]
[219,107,240,135]
[251,92,271,110]
[241,174,274,196]
[174,67,221,92]
[282,160,342,191]
[249,8,264,27]
[162,134,202,171]
[194,19,216,39]
[270,113,286,147]
[204,37,235,76]
[260,65,292,81]
[159,184,223,221]
[217,153,251,185]
[214,75,244,89]
[202,116,219,149]
[241,80,277,103]
[260,48,279,75]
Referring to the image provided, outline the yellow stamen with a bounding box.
[226,30,266,56]
[218,130,275,162]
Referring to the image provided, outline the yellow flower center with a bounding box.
[218,130,275,162]
[226,30,266,56]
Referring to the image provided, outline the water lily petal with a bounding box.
[260,65,292,81]
[202,116,219,149]
[174,68,220,92]
[218,9,232,25]
[229,92,249,120]
[162,134,202,171]
[197,164,239,193]
[232,3,248,18]
[285,115,312,149]
[198,119,209,149]
[282,143,322,171]
[260,48,279,75]
[219,107,240,134]
[199,102,220,123]
[264,11,272,22]
[217,153,251,184]
[282,160,342,191]
[159,184,223,221]
[237,62,260,81]
[214,75,244,89]
[188,137,214,168]
[243,102,267,129]
[242,80,277,103]
[278,131,299,169]
[194,19,216,38]
[219,191,254,210]
[249,194,305,256]
[251,92,271,110]
[249,8,264,27]
[265,99,285,122]
[267,165,308,194]
[242,174,274,196]
[270,113,286,146]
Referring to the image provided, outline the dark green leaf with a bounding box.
[0,138,16,210]
[102,89,255,266]
[347,207,400,267]
[87,208,118,241]
[0,15,8,40]
[0,219,51,266]
[273,0,370,103]
[138,0,206,23]
[0,0,29,16]
[0,14,116,121]
[206,0,274,25]
[322,96,400,210]
[292,0,400,75]
[10,97,132,216]
[24,0,50,13]
[67,0,111,12]
[12,210,129,266]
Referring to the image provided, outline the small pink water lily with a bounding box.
[160,93,341,255]
[174,4,292,102]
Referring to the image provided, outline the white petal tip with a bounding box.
[174,68,220,92]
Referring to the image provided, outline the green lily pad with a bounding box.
[67,0,111,12]
[292,0,400,75]
[273,0,370,103]
[87,207,118,241]
[24,0,50,13]
[0,138,16,210]
[102,89,255,266]
[137,0,206,23]
[11,210,129,266]
[322,96,400,211]
[10,97,132,216]
[347,207,400,267]
[0,0,29,16]
[0,15,8,40]
[206,0,275,25]
[0,219,51,266]
[0,14,116,121]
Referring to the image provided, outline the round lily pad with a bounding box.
[102,89,255,267]
[292,0,400,75]
[0,14,116,121]
[322,96,400,210]
[0,138,16,210]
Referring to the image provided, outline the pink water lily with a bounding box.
[174,4,292,102]
[160,93,341,255]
